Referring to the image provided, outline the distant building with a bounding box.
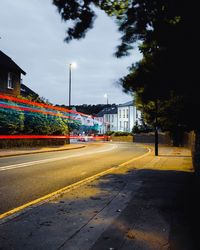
[96,105,118,134]
[0,50,26,96]
[117,101,140,133]
[96,101,141,134]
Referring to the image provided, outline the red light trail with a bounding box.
[0,93,105,139]
[0,135,110,140]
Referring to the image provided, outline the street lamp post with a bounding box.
[68,62,77,107]
[69,63,72,107]
[68,62,77,144]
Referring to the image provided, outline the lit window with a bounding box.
[7,72,14,89]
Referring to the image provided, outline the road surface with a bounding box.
[0,142,147,215]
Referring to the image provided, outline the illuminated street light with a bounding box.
[68,62,77,144]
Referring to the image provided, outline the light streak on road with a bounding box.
[0,143,118,172]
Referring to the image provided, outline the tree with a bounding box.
[52,0,198,152]
[52,0,197,113]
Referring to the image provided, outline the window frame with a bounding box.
[7,72,14,89]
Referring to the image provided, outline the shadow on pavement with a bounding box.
[91,169,198,250]
[0,168,199,250]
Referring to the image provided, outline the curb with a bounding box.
[0,145,86,158]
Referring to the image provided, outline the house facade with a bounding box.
[96,101,141,134]
[0,50,26,96]
[96,105,118,134]
[117,101,140,133]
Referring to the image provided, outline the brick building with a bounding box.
[0,50,26,96]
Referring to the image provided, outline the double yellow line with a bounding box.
[0,147,151,222]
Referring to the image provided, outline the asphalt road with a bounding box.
[0,142,147,214]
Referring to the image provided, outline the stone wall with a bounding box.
[184,131,200,176]
[133,132,171,145]
[183,131,200,176]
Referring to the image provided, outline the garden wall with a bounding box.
[133,132,171,145]
[111,135,133,142]
[0,139,69,149]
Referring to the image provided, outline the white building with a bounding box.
[96,101,141,134]
[96,105,118,134]
[117,101,140,133]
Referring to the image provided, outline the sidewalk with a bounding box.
[0,145,198,250]
[0,143,86,158]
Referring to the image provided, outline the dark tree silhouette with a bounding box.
[53,0,199,154]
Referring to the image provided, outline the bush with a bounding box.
[132,124,154,134]
[114,131,132,136]
[105,131,115,136]
[106,131,133,136]
[0,101,24,134]
[0,99,69,136]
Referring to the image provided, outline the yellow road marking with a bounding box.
[0,147,151,221]
[119,147,151,167]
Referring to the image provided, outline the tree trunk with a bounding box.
[193,130,200,176]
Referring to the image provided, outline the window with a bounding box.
[126,109,129,118]
[120,121,122,129]
[7,72,14,89]
[123,109,125,118]
[124,121,128,131]
[126,121,129,130]
[119,110,121,118]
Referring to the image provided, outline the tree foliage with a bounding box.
[0,102,24,134]
[23,112,69,135]
[0,101,69,135]
[53,0,198,132]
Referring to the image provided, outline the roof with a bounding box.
[96,106,117,117]
[118,100,135,107]
[20,83,39,98]
[0,50,26,75]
